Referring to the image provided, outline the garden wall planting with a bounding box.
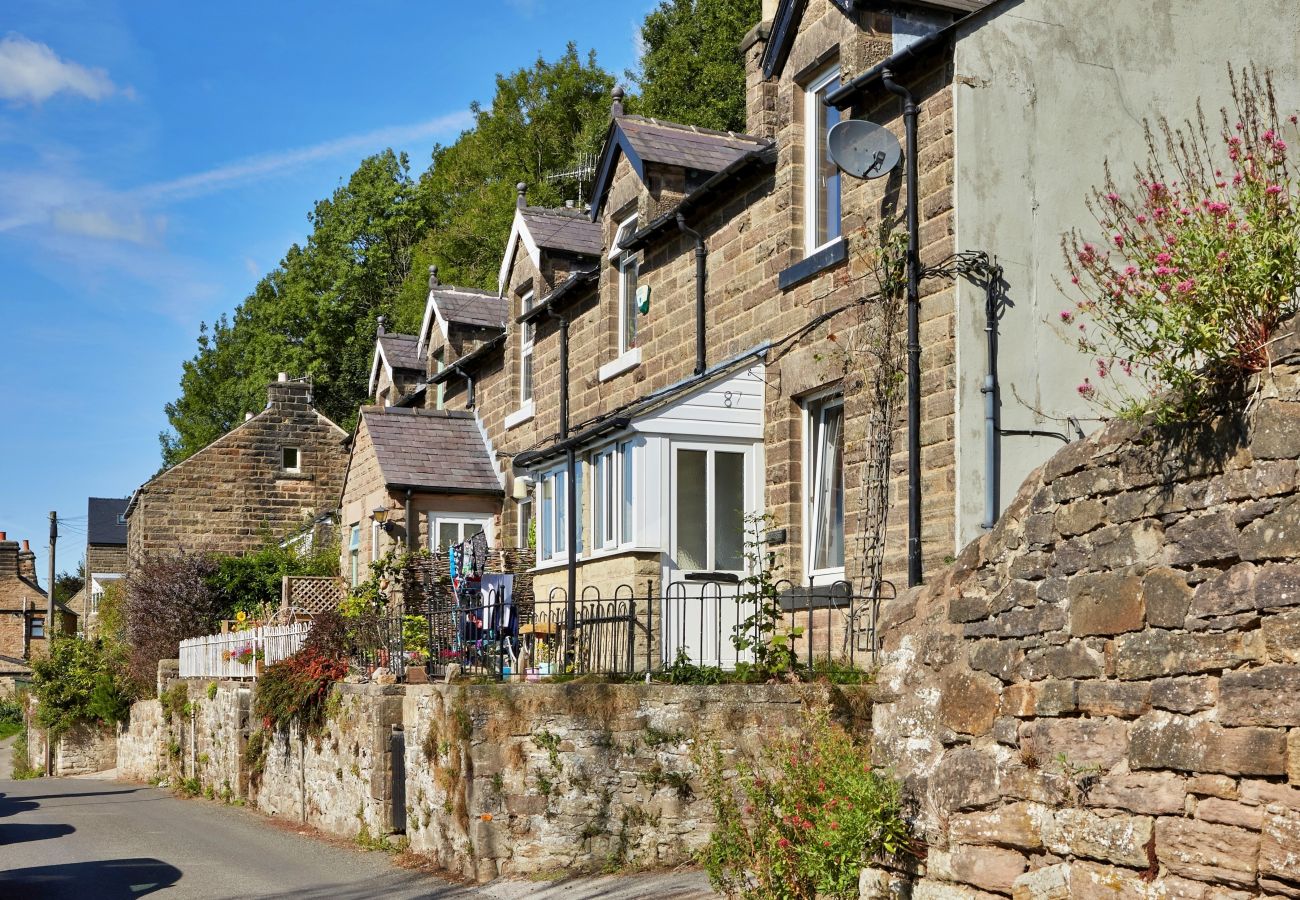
[860,343,1300,898]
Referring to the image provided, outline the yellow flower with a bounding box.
[236,611,247,622]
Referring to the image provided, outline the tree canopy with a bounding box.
[632,0,761,133]
[161,3,759,468]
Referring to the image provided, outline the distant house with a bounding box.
[125,375,349,567]
[337,406,503,592]
[65,497,129,632]
[0,533,76,692]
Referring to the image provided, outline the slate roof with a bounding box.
[360,407,502,494]
[88,497,129,546]
[378,333,422,371]
[431,286,508,330]
[519,207,603,258]
[618,116,769,173]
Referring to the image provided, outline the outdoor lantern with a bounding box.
[372,504,394,532]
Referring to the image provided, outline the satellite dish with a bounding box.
[828,119,902,180]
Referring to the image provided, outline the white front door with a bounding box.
[662,440,759,668]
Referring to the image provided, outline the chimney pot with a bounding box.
[278,372,289,382]
[611,85,625,118]
[0,531,6,541]
[21,540,29,551]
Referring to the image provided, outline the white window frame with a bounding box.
[520,289,535,404]
[427,514,491,554]
[434,350,446,410]
[518,496,534,551]
[371,520,382,562]
[670,441,751,575]
[282,446,301,473]
[803,391,846,581]
[349,524,362,587]
[535,465,579,565]
[611,216,640,358]
[803,64,843,256]
[591,440,636,551]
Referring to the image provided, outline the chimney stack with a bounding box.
[267,374,312,410]
[17,540,36,584]
[0,533,17,580]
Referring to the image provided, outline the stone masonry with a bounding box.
[860,333,1300,898]
[126,377,348,564]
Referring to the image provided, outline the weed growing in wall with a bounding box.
[1063,67,1300,422]
[698,711,912,900]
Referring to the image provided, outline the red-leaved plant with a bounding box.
[1062,68,1300,422]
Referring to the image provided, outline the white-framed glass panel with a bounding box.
[805,393,846,575]
[518,497,534,550]
[282,446,301,472]
[620,440,635,543]
[611,216,640,355]
[434,350,446,410]
[520,290,535,403]
[371,521,382,562]
[349,524,362,586]
[673,445,748,573]
[537,467,570,563]
[428,516,488,554]
[591,440,636,551]
[804,64,842,255]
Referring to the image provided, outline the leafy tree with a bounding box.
[53,562,85,606]
[205,539,339,618]
[123,551,223,687]
[632,0,761,133]
[31,637,134,735]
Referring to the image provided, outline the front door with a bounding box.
[663,441,757,668]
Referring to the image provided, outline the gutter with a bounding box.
[385,483,504,497]
[427,334,507,386]
[824,18,960,110]
[513,418,633,470]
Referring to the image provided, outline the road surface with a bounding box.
[0,775,714,899]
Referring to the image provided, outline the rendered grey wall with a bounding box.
[951,0,1300,547]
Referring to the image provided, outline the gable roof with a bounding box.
[761,0,994,79]
[590,115,770,218]
[498,205,603,294]
[417,285,507,357]
[368,332,423,396]
[358,407,502,495]
[88,497,129,546]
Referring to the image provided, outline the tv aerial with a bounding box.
[827,119,902,179]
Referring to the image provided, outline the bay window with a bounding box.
[804,64,842,255]
[805,393,845,575]
[674,445,746,573]
[592,440,635,550]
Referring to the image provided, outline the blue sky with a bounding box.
[0,0,652,575]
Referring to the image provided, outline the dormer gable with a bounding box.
[369,321,423,403]
[416,267,508,359]
[589,112,771,220]
[498,201,602,295]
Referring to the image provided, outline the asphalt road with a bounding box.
[0,774,715,900]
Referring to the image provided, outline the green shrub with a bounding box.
[206,538,338,618]
[253,647,348,734]
[10,727,41,779]
[31,636,136,736]
[698,712,913,900]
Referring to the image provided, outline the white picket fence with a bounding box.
[178,622,311,679]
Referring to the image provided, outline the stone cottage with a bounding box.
[64,497,129,633]
[0,533,76,693]
[336,406,503,590]
[125,375,349,566]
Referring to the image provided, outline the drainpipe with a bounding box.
[676,213,708,375]
[466,372,476,410]
[404,488,414,553]
[982,261,1004,531]
[881,68,923,588]
[548,309,578,658]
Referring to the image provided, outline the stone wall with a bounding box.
[862,354,1300,897]
[54,722,117,775]
[403,682,866,882]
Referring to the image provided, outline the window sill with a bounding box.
[778,237,847,291]
[505,401,535,430]
[598,348,642,382]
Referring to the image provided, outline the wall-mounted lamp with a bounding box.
[371,504,395,533]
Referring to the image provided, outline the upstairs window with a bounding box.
[282,447,301,473]
[804,64,842,255]
[30,616,45,639]
[520,290,535,403]
[434,350,446,410]
[805,393,845,575]
[611,216,640,355]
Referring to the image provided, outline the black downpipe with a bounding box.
[404,488,414,553]
[881,69,923,588]
[467,373,476,409]
[676,213,707,375]
[549,310,577,657]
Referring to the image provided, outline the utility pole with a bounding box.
[45,510,56,777]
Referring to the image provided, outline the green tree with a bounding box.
[31,637,135,736]
[53,562,84,606]
[632,0,761,133]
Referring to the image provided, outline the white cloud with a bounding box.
[136,110,474,203]
[51,208,164,245]
[0,33,120,105]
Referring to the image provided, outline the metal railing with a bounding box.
[178,622,311,679]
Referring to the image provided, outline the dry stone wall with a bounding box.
[863,347,1300,898]
[402,682,866,882]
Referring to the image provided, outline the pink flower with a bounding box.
[1060,310,1074,324]
[1097,358,1110,378]
[1136,214,1148,225]
[1291,114,1298,125]
[1267,185,1285,195]
[777,838,790,849]
[1176,279,1196,294]
[1113,234,1125,248]
[1077,379,1097,400]
[1155,252,1172,264]
[1263,130,1276,142]
[1125,266,1138,277]
[1166,234,1178,246]
[1217,250,1229,261]
[1234,172,1245,186]
[1106,192,1121,203]
[1207,201,1230,216]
